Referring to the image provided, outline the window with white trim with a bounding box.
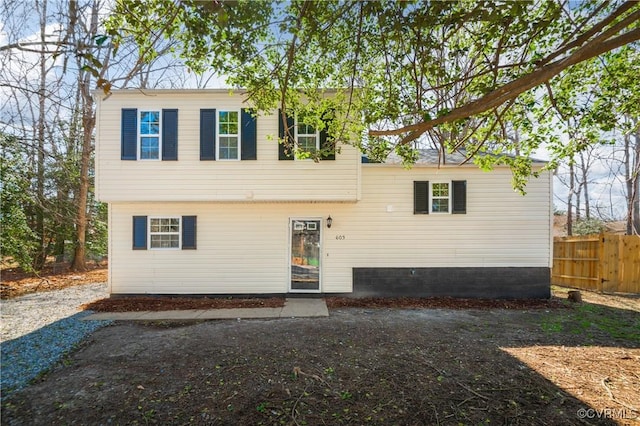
[217,110,240,160]
[415,180,468,215]
[149,217,180,249]
[430,182,450,213]
[295,115,319,155]
[139,111,161,160]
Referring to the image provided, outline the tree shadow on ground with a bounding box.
[0,312,112,398]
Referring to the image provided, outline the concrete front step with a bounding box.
[82,298,328,321]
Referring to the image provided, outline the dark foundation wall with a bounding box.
[352,267,551,299]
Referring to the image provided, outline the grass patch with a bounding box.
[541,303,640,343]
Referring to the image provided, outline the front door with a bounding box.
[290,219,321,292]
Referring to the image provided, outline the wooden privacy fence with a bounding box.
[552,233,640,294]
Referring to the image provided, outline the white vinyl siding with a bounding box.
[107,167,551,295]
[95,90,360,203]
[352,166,551,267]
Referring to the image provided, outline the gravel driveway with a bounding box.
[1,282,112,396]
[1,282,108,342]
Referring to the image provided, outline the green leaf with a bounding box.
[93,34,108,46]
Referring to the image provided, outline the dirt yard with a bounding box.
[0,261,107,299]
[1,265,639,425]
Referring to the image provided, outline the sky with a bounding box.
[533,129,630,220]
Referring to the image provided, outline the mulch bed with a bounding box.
[81,295,569,312]
[1,263,107,299]
[326,296,569,310]
[83,296,286,312]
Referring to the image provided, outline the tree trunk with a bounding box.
[71,1,99,272]
[35,0,48,270]
[632,127,640,235]
[71,110,92,271]
[567,161,574,236]
[579,150,590,220]
[575,182,581,222]
[624,132,633,235]
[567,290,582,303]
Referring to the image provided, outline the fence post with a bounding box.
[611,234,622,291]
[616,234,625,289]
[597,233,604,292]
[600,233,623,293]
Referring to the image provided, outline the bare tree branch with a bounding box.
[369,24,640,144]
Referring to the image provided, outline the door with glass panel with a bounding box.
[290,219,321,292]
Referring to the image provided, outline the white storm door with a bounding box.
[290,219,321,292]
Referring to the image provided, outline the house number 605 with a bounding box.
[335,235,346,240]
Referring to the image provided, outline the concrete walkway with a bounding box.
[82,298,329,321]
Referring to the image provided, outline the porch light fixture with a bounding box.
[326,216,333,228]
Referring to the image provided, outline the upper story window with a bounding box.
[296,117,319,155]
[414,180,466,215]
[200,108,256,161]
[278,109,335,161]
[121,108,177,161]
[430,182,450,213]
[139,111,161,160]
[218,111,240,160]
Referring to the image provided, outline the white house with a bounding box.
[95,89,552,299]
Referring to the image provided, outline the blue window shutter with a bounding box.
[278,109,294,160]
[200,109,216,160]
[241,108,257,160]
[452,180,467,214]
[414,181,429,214]
[162,109,178,161]
[320,110,335,160]
[320,129,335,160]
[182,216,197,250]
[121,108,137,160]
[132,216,147,249]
